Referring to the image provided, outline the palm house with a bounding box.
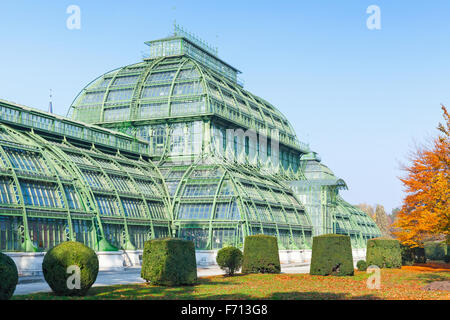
[0,26,380,269]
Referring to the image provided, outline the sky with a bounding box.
[0,1,448,214]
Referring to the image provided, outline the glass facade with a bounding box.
[0,113,169,252]
[0,31,381,253]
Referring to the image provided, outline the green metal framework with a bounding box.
[0,29,380,252]
[290,152,381,247]
[0,100,169,252]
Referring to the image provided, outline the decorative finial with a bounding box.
[48,89,53,114]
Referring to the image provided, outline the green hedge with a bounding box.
[366,238,401,268]
[424,241,448,261]
[141,238,197,286]
[42,241,99,296]
[0,252,18,300]
[242,235,280,274]
[310,234,354,276]
[401,245,426,266]
[216,246,243,276]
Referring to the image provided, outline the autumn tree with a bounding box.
[356,203,375,219]
[374,204,392,238]
[357,203,393,237]
[389,207,401,236]
[390,207,400,221]
[394,106,450,247]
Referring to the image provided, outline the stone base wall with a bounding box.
[196,248,366,266]
[7,248,367,275]
[6,250,142,276]
[6,252,45,276]
[352,248,367,267]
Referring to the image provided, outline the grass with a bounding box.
[13,262,450,300]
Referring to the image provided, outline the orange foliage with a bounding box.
[401,263,450,272]
[394,106,450,247]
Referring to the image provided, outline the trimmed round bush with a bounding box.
[141,238,197,286]
[357,260,368,271]
[216,246,243,276]
[42,241,99,296]
[242,235,280,274]
[310,234,354,276]
[366,238,401,269]
[0,252,18,300]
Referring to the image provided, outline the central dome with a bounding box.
[68,33,310,175]
[68,49,304,154]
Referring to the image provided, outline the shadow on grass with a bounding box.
[14,277,237,300]
[268,292,381,300]
[411,272,450,284]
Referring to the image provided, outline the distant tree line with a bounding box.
[356,204,396,238]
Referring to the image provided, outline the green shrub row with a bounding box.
[356,260,368,271]
[242,235,281,274]
[424,241,448,261]
[0,252,18,300]
[8,234,442,299]
[42,241,99,296]
[310,234,354,276]
[141,238,197,286]
[401,245,426,266]
[1,241,99,299]
[216,246,243,275]
[366,238,402,268]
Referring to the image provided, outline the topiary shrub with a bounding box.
[242,235,280,274]
[310,234,354,276]
[0,252,18,300]
[366,238,401,269]
[401,245,426,266]
[42,241,99,296]
[357,260,368,271]
[141,238,197,286]
[424,241,447,261]
[216,246,243,276]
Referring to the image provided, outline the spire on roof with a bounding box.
[48,89,53,114]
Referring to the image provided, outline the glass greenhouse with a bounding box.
[0,27,380,253]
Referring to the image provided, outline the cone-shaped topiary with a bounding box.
[242,235,280,274]
[42,241,99,296]
[141,238,197,286]
[216,246,243,276]
[366,238,401,268]
[310,234,354,276]
[0,252,18,300]
[356,260,368,271]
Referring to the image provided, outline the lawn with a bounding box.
[14,263,450,300]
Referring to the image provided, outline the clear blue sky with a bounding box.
[0,1,448,213]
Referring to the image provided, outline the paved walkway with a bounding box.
[14,263,310,296]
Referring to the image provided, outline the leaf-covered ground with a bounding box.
[14,263,450,300]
